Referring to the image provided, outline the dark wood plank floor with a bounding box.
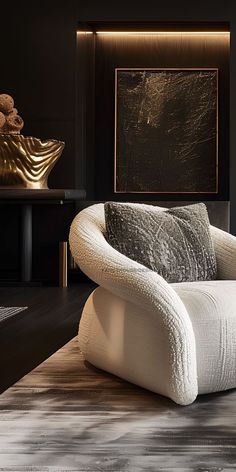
[1,337,236,470]
[0,283,95,393]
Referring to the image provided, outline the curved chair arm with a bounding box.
[69,203,197,405]
[210,225,236,280]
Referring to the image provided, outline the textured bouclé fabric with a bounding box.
[69,204,198,405]
[79,280,236,401]
[69,203,236,405]
[104,202,217,283]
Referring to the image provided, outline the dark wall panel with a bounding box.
[0,0,236,233]
[88,32,229,200]
[76,0,236,233]
[0,1,77,189]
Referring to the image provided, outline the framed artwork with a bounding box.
[114,68,218,194]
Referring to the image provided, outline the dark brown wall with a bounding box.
[82,32,229,201]
[1,0,236,233]
[1,1,77,189]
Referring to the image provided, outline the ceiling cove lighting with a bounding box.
[96,31,229,35]
[77,31,230,36]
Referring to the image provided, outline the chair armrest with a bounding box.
[210,225,236,280]
[69,203,197,405]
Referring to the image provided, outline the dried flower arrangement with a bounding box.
[0,94,24,134]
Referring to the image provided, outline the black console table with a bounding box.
[0,189,86,285]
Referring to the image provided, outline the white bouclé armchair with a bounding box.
[69,203,236,405]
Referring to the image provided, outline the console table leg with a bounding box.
[20,204,33,283]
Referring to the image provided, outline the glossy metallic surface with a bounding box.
[0,134,64,189]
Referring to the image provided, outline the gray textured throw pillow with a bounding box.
[104,202,217,283]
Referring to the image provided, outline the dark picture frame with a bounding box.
[114,68,218,194]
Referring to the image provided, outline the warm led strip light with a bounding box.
[77,31,230,35]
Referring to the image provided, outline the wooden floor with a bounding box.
[0,284,95,392]
[0,337,236,471]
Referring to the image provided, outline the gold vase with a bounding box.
[0,134,65,189]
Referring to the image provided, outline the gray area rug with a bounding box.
[0,306,28,325]
[0,338,235,471]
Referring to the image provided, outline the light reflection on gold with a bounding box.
[0,134,64,189]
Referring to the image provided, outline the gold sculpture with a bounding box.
[0,94,65,189]
[0,134,64,189]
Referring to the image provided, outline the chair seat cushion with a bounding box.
[172,280,236,394]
